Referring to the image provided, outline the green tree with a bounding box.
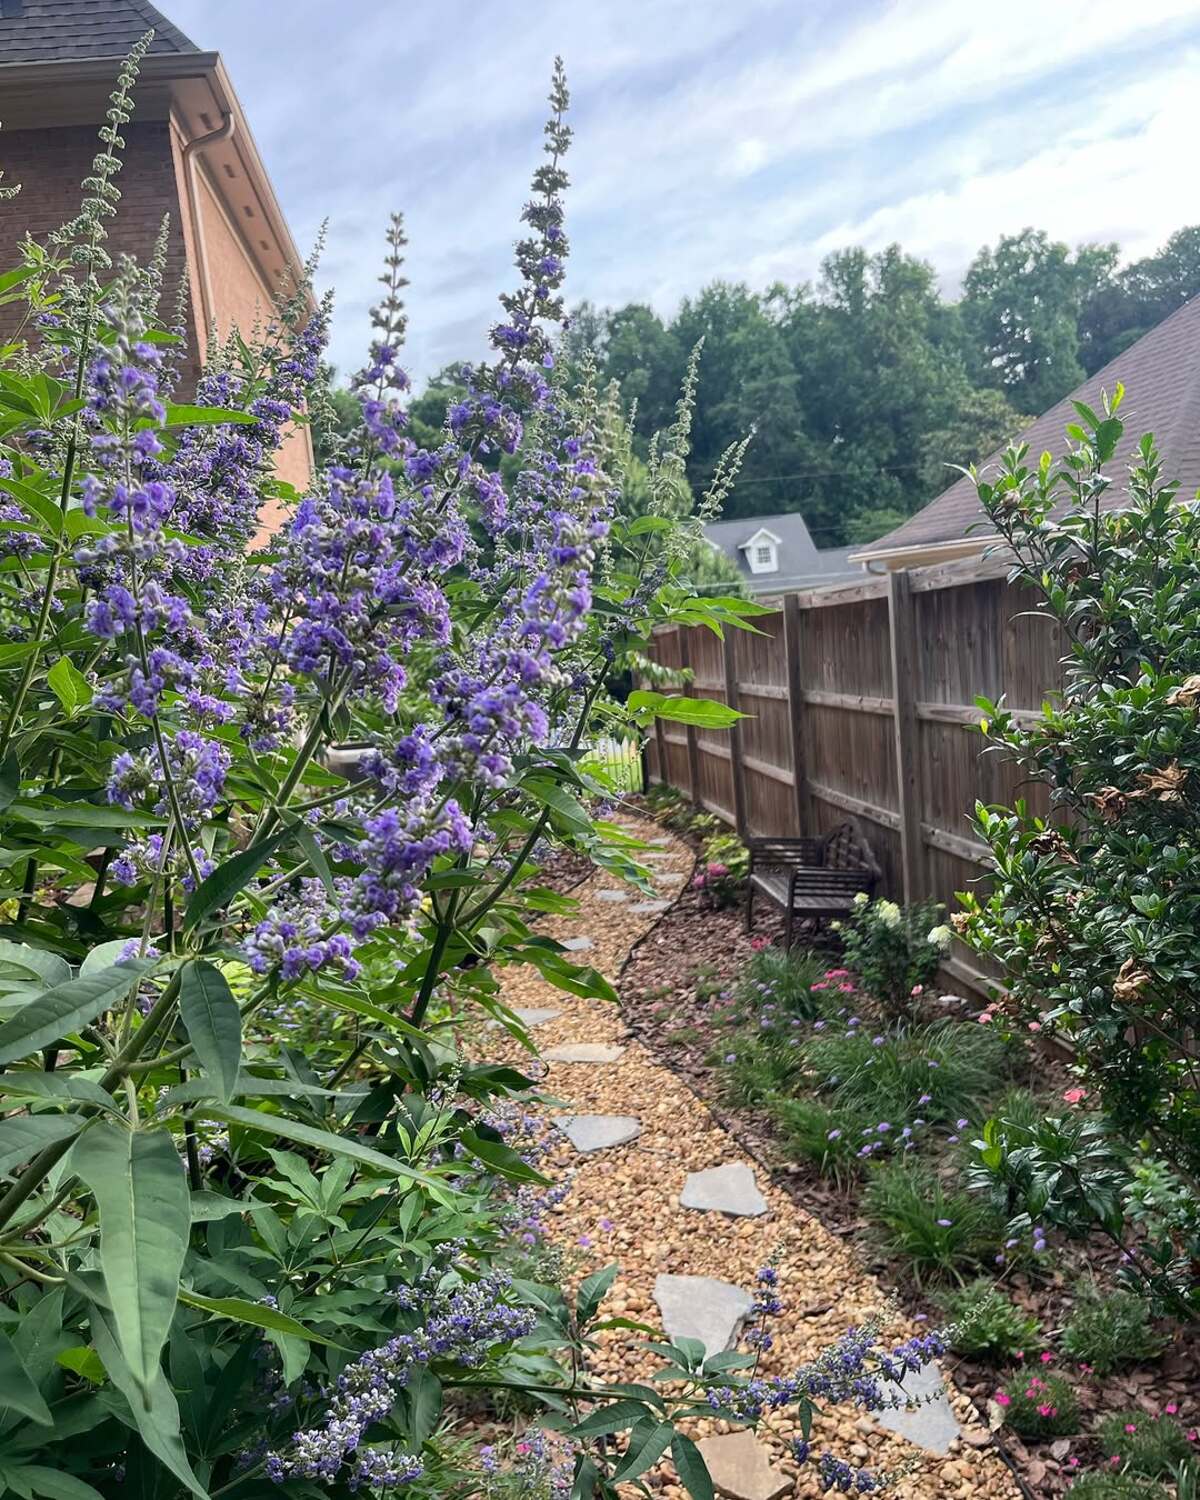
[961,228,1117,410]
[1080,224,1200,373]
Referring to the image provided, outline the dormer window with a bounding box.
[740,527,781,575]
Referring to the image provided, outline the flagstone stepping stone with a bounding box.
[561,935,593,952]
[697,1431,790,1500]
[512,1006,561,1027]
[680,1163,767,1217]
[873,1362,960,1454]
[595,889,631,902]
[653,1274,754,1359]
[543,1043,625,1064]
[629,899,669,914]
[556,1115,641,1152]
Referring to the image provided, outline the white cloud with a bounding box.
[161,0,1200,382]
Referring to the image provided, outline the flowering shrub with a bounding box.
[836,893,950,1017]
[0,41,958,1499]
[690,829,747,908]
[993,1371,1080,1438]
[956,397,1200,1314]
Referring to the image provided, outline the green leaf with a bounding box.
[72,1124,191,1395]
[162,403,256,427]
[0,750,19,812]
[294,824,336,898]
[569,1398,649,1437]
[55,1346,107,1384]
[627,691,744,728]
[670,1432,714,1500]
[576,1263,619,1327]
[612,1418,675,1483]
[0,960,155,1064]
[182,826,292,930]
[0,1328,53,1425]
[89,1313,207,1499]
[178,961,242,1104]
[203,1104,435,1188]
[0,940,72,990]
[46,657,92,715]
[189,1191,250,1222]
[0,1467,104,1500]
[0,1072,121,1116]
[0,474,62,538]
[0,1113,82,1176]
[459,1126,548,1184]
[177,1290,344,1348]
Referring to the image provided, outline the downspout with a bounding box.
[181,111,235,340]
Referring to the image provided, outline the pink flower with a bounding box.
[1040,1352,1054,1364]
[750,936,770,952]
[1028,1021,1042,1032]
[707,861,728,877]
[824,968,850,979]
[978,1012,993,1024]
[910,984,924,996]
[1188,1430,1198,1442]
[1077,1363,1093,1375]
[810,981,830,991]
[1165,1403,1178,1415]
[1062,1087,1088,1105]
[1124,1424,1137,1434]
[1015,1351,1025,1361]
[994,1392,1011,1407]
[1068,1458,1079,1469]
[1038,1404,1056,1418]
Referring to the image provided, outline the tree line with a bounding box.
[317,225,1200,549]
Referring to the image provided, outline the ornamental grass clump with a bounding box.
[864,1159,1004,1284]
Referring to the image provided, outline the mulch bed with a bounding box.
[616,809,1200,1499]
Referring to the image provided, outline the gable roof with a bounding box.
[853,293,1200,560]
[738,526,782,549]
[0,0,198,63]
[704,511,860,594]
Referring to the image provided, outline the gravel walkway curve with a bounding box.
[489,814,1022,1500]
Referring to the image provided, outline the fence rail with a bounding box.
[644,554,1065,995]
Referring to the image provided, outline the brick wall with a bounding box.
[0,121,194,366]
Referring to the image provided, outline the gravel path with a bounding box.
[489,814,1021,1500]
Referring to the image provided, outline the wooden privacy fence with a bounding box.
[644,554,1065,995]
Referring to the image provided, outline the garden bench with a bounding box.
[744,820,881,948]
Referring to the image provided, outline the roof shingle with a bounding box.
[0,0,199,64]
[857,293,1200,556]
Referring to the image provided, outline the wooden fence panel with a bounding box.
[644,557,1064,995]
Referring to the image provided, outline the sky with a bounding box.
[165,0,1200,387]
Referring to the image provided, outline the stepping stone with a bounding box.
[561,935,593,952]
[680,1163,767,1217]
[556,1115,641,1152]
[543,1043,625,1064]
[873,1362,960,1454]
[513,1006,560,1027]
[595,889,630,902]
[653,1274,754,1359]
[697,1431,790,1500]
[629,899,669,914]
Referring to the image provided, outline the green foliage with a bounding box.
[835,894,950,1018]
[863,1160,1003,1284]
[937,1280,1039,1361]
[995,1371,1080,1438]
[959,397,1200,1314]
[802,1018,1009,1128]
[735,942,827,1020]
[1096,1412,1195,1479]
[1061,1286,1168,1374]
[765,1095,876,1183]
[1066,1477,1169,1500]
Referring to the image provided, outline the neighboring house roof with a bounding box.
[704,511,861,595]
[852,292,1200,564]
[0,0,199,62]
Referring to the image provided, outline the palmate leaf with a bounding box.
[72,1124,191,1396]
[178,961,242,1104]
[0,959,156,1065]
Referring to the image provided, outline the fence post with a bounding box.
[887,569,924,903]
[783,594,808,833]
[722,629,748,836]
[677,626,701,806]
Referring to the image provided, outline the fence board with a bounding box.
[645,558,1067,996]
